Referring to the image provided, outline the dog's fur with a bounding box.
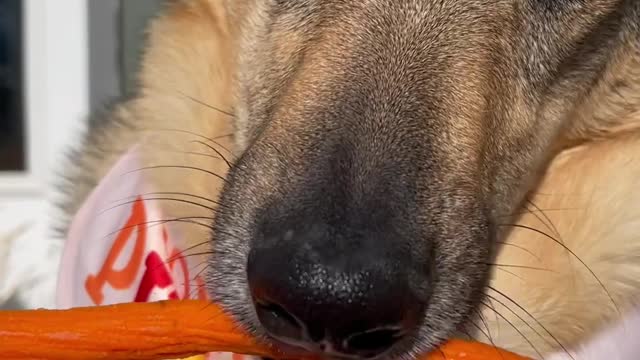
[58,0,640,359]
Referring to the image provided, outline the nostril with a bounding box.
[255,300,304,340]
[247,234,426,357]
[345,327,406,357]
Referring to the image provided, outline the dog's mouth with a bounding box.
[262,335,406,360]
[256,300,412,360]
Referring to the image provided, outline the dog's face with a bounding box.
[207,1,627,358]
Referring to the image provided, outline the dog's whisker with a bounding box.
[476,309,493,342]
[98,197,219,216]
[494,267,526,281]
[524,199,562,240]
[473,308,502,360]
[175,251,215,259]
[190,140,233,168]
[107,191,224,207]
[165,240,214,263]
[486,287,574,359]
[484,297,501,335]
[124,165,229,184]
[525,200,582,294]
[486,263,555,272]
[495,241,542,263]
[101,216,216,240]
[176,91,236,118]
[85,144,228,162]
[496,207,582,219]
[468,318,492,344]
[143,257,209,294]
[479,300,544,359]
[138,127,234,151]
[498,223,621,316]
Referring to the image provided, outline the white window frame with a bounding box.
[0,1,90,309]
[0,0,89,197]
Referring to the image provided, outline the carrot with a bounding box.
[0,300,530,360]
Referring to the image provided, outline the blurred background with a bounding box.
[0,0,164,310]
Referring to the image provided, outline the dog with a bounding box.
[57,0,640,359]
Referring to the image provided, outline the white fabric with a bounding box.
[56,144,256,360]
[0,217,60,310]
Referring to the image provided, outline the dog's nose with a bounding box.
[247,226,425,358]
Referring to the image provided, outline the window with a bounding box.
[0,0,25,171]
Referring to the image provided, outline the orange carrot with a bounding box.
[0,300,530,360]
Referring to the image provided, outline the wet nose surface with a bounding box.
[247,227,426,358]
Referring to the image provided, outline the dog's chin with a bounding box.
[230,306,422,360]
[209,290,423,360]
[226,293,473,360]
[259,336,417,360]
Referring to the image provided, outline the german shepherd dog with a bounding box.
[58,0,640,359]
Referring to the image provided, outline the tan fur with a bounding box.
[60,1,640,358]
[62,1,234,241]
[482,127,640,357]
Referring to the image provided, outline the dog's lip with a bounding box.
[264,337,318,359]
[264,336,394,360]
